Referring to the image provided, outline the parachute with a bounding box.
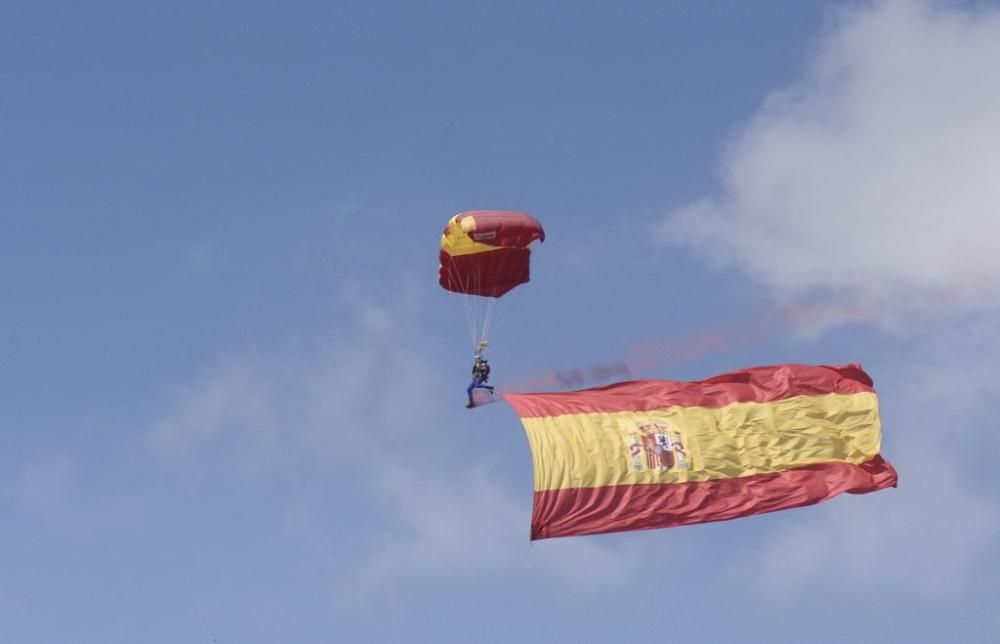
[439,211,545,351]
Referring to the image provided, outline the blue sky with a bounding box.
[3,1,1000,642]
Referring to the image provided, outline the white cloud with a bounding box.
[147,286,447,474]
[146,272,641,607]
[659,0,1000,323]
[658,0,1000,599]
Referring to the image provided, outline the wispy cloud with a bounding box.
[658,0,1000,599]
[658,0,1000,325]
[147,283,447,475]
[146,271,640,611]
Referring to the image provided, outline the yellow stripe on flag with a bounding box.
[521,392,882,492]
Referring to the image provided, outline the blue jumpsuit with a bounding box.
[467,361,492,405]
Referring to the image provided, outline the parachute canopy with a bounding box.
[504,364,897,540]
[439,211,545,298]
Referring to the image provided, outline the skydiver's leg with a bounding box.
[467,377,484,406]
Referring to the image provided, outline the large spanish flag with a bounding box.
[504,364,897,540]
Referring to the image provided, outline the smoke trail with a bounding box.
[499,311,774,393]
[499,294,924,393]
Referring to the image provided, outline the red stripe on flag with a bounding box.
[529,456,897,540]
[505,364,874,417]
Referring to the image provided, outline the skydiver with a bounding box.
[466,355,494,408]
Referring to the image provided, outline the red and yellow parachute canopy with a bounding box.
[438,211,545,298]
